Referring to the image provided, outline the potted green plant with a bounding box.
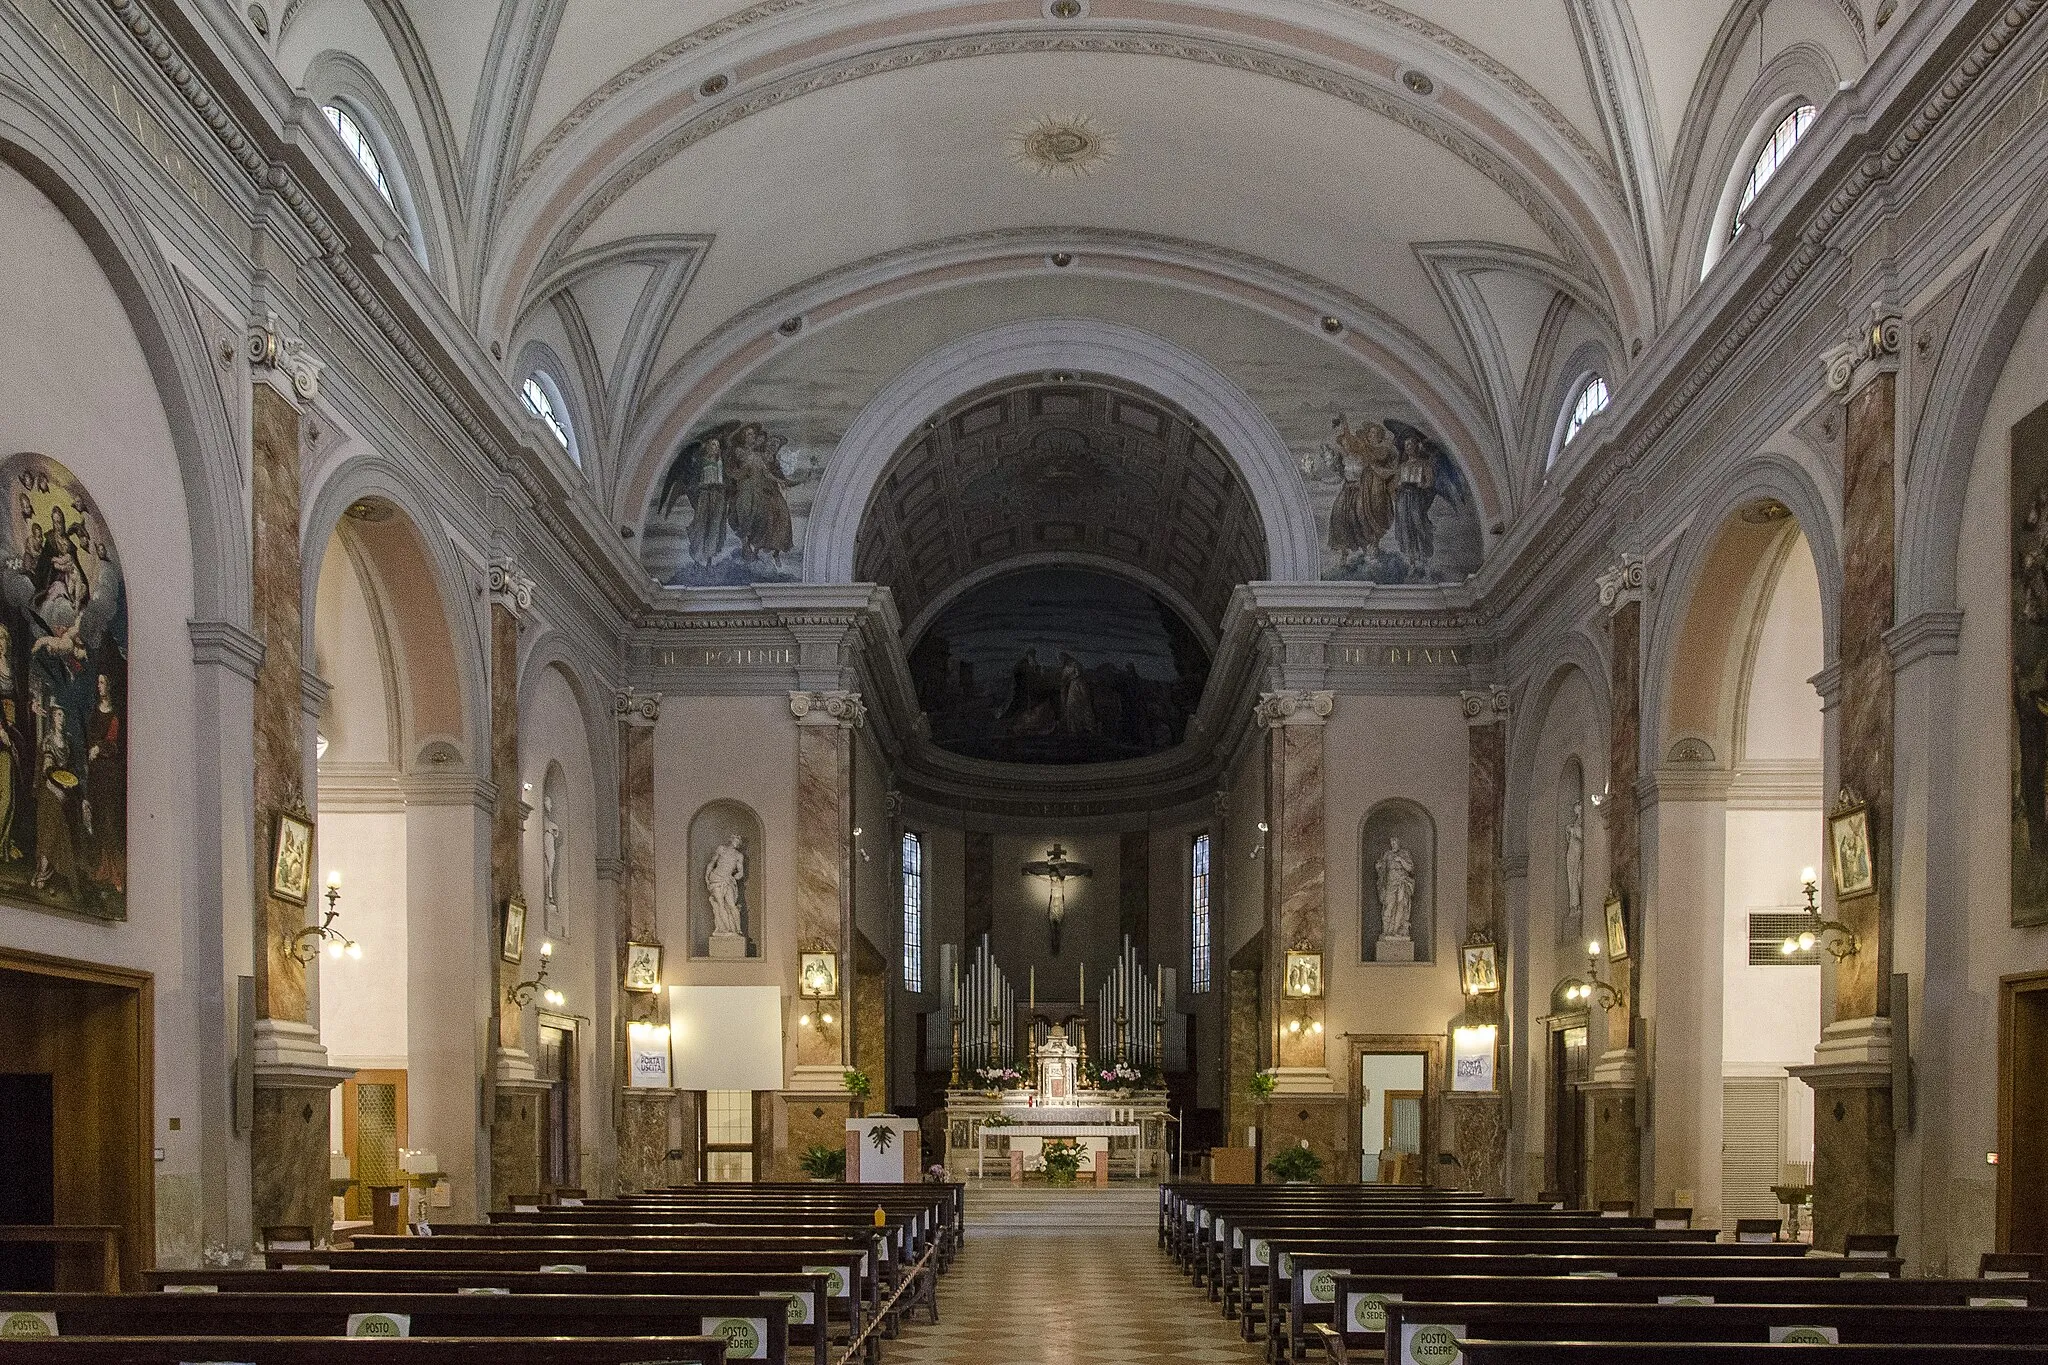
[842,1068,871,1118]
[1040,1137,1085,1186]
[1248,1068,1278,1101]
[1267,1141,1323,1185]
[798,1144,845,1182]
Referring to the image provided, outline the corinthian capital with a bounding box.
[1822,307,1902,396]
[1254,690,1334,728]
[789,690,866,728]
[1596,554,1645,612]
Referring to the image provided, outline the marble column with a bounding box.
[1793,312,1903,1250]
[612,689,677,1191]
[1585,554,1645,1210]
[245,318,349,1243]
[783,691,864,1179]
[1254,690,1347,1176]
[486,562,548,1206]
[1446,686,1510,1195]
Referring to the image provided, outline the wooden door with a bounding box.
[339,1071,407,1221]
[1999,971,2048,1252]
[1549,1024,1588,1207]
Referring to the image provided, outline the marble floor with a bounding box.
[887,1184,1260,1365]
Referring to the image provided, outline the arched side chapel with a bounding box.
[0,0,2040,1292]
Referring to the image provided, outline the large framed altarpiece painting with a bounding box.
[0,453,127,921]
[2015,402,2048,926]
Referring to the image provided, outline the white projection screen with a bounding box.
[669,985,785,1091]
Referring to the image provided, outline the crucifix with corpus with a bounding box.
[1022,842,1093,954]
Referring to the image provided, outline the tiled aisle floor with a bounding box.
[887,1186,1262,1365]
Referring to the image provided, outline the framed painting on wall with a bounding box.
[1601,892,1630,962]
[624,941,662,993]
[1829,794,1875,899]
[501,896,528,964]
[1283,950,1323,998]
[271,810,314,905]
[1460,941,1500,996]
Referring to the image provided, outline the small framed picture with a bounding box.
[271,810,314,905]
[1602,891,1630,962]
[624,941,663,993]
[1283,950,1323,999]
[1460,942,1500,996]
[1829,798,1875,899]
[799,950,839,999]
[501,896,528,965]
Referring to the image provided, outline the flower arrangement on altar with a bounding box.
[976,1065,1023,1090]
[1040,1138,1085,1185]
[1093,1061,1151,1089]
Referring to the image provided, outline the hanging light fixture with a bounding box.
[291,870,361,963]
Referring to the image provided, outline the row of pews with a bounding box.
[1160,1183,2048,1364]
[0,1183,962,1365]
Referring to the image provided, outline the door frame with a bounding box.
[1347,1034,1445,1187]
[1545,1011,1590,1205]
[1997,969,2048,1251]
[339,1070,408,1221]
[0,946,155,1287]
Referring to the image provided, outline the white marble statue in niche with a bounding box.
[541,790,565,937]
[704,833,749,958]
[1363,799,1433,963]
[1565,798,1585,922]
[1376,838,1416,939]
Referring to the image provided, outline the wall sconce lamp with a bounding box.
[291,870,361,963]
[797,950,839,1031]
[1782,867,1859,959]
[852,826,871,863]
[1557,938,1625,1010]
[1022,843,1093,955]
[509,940,565,1008]
[1249,821,1269,860]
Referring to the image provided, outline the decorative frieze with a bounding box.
[1253,690,1334,728]
[789,690,866,728]
[1595,553,1646,612]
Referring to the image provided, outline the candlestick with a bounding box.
[1080,961,1086,1004]
[1156,970,1163,1008]
[1029,966,1035,1011]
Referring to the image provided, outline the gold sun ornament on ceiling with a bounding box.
[1009,113,1116,179]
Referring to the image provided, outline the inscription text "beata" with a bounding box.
[1344,645,1464,666]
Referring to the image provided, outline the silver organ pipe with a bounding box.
[961,934,1014,1074]
[1094,935,1160,1070]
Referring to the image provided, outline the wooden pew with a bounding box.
[143,1271,834,1365]
[0,1338,729,1363]
[1268,1250,1904,1360]
[1455,1343,2048,1363]
[0,1290,794,1365]
[1338,1300,2048,1365]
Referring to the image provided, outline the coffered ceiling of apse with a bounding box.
[852,375,1264,641]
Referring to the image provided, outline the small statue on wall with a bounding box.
[1376,837,1416,940]
[704,832,749,957]
[541,790,564,936]
[1565,798,1585,921]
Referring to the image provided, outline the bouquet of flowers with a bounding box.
[1096,1062,1145,1088]
[976,1066,1023,1089]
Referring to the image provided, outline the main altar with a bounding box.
[943,1022,1171,1181]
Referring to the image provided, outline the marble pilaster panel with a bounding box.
[781,1096,854,1182]
[1225,966,1261,1150]
[615,1087,676,1193]
[1835,369,1897,1020]
[615,692,660,1026]
[1258,692,1331,1079]
[1810,1078,1896,1249]
[1586,1083,1641,1210]
[1600,566,1645,1049]
[1260,1094,1351,1184]
[490,596,526,1060]
[790,691,863,1075]
[1456,688,1510,1192]
[250,381,306,1024]
[1445,1093,1511,1195]
[489,1079,549,1209]
[250,1081,333,1243]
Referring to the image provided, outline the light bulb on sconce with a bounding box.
[1782,863,1857,959]
[852,827,870,862]
[292,870,359,964]
[1587,940,1601,958]
[1250,821,1269,860]
[508,940,561,1008]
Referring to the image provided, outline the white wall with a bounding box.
[1358,1052,1427,1179]
[0,162,208,1264]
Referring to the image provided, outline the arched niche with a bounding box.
[1361,799,1434,964]
[687,799,763,959]
[1555,756,1588,946]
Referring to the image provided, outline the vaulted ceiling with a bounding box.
[854,376,1265,642]
[267,0,1881,556]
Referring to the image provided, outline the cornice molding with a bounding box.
[1883,608,1965,671]
[189,619,266,680]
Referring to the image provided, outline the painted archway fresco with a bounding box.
[636,281,1484,588]
[0,452,127,921]
[907,567,1209,766]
